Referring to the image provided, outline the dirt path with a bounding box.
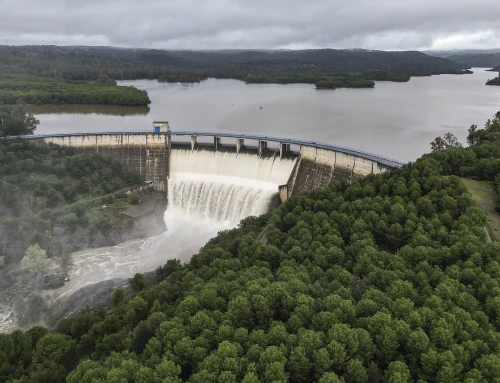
[462,178,500,242]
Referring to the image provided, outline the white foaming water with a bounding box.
[0,312,14,334]
[169,149,296,184]
[167,149,296,223]
[168,174,279,223]
[1,150,296,332]
[54,150,296,299]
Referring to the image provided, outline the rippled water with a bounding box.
[49,222,226,301]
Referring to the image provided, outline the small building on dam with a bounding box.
[13,124,404,204]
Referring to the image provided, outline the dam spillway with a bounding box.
[168,148,297,223]
[0,130,405,333]
[16,131,403,205]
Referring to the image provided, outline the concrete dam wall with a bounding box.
[39,134,170,191]
[19,131,404,201]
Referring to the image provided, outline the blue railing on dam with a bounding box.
[8,130,405,168]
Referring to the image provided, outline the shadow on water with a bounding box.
[27,104,151,116]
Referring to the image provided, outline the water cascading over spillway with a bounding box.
[0,148,298,334]
[166,149,297,226]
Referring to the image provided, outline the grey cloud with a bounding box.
[0,0,499,50]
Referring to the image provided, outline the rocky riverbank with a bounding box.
[0,191,168,333]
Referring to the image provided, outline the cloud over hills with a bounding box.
[1,0,499,50]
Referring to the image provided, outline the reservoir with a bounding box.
[31,68,500,162]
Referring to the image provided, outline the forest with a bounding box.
[0,45,470,88]
[0,139,144,268]
[0,74,151,106]
[486,76,500,86]
[1,114,500,382]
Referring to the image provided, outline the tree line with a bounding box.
[486,73,500,86]
[429,112,500,211]
[1,113,500,382]
[0,74,151,106]
[0,46,471,89]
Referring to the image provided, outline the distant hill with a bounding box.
[0,46,469,89]
[0,45,466,72]
[441,52,500,69]
[426,48,500,58]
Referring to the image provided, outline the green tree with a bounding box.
[20,244,48,273]
[0,102,39,137]
[345,359,367,383]
[384,361,411,383]
[467,124,478,146]
[95,74,117,86]
[430,136,447,151]
[443,132,463,148]
[130,273,146,292]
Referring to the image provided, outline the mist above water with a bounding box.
[168,174,279,223]
[167,148,297,223]
[8,149,297,331]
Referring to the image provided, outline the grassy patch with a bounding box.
[462,178,500,241]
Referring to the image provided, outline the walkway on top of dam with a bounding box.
[9,130,405,168]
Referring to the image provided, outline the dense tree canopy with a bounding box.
[0,74,150,106]
[2,114,500,382]
[0,46,470,88]
[428,112,500,211]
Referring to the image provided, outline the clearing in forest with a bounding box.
[462,178,500,241]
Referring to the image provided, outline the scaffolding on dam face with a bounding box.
[9,130,405,168]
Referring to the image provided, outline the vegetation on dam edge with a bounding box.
[0,139,144,271]
[1,113,500,382]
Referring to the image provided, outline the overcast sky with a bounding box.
[1,0,499,51]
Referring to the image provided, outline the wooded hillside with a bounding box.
[0,46,469,89]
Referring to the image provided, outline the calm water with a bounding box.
[33,69,500,162]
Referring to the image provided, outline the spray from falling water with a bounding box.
[0,150,297,333]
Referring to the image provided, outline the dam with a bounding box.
[0,128,404,333]
[14,127,404,235]
[18,128,403,205]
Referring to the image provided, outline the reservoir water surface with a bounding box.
[31,68,500,162]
